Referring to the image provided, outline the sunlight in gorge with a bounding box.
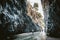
[27,0,44,19]
[27,1,46,39]
[27,0,45,30]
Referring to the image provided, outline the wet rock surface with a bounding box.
[42,0,60,38]
[6,32,46,40]
[47,0,60,37]
[0,0,41,40]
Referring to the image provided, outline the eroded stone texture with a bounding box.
[47,0,60,37]
[0,0,40,40]
[41,0,60,38]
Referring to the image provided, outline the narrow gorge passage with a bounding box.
[0,0,60,40]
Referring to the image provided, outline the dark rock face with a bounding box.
[47,0,60,37]
[0,0,40,40]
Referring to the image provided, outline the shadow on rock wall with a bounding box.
[0,0,40,40]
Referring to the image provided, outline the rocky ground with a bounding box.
[13,31,60,40]
[46,37,60,40]
[9,31,46,40]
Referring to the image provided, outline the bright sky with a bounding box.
[27,0,44,19]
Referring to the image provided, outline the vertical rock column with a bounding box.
[47,0,60,37]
